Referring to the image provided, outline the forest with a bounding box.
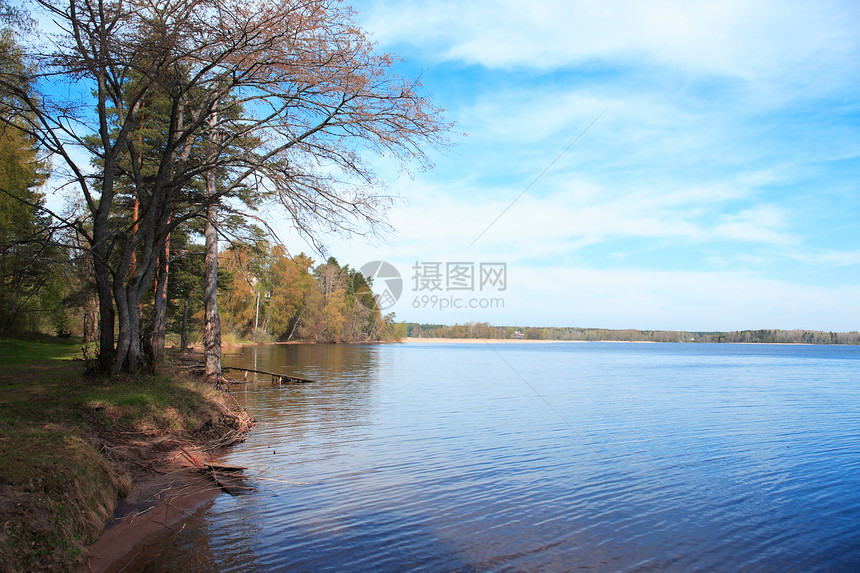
[0,220,404,347]
[1,0,444,380]
[216,246,406,344]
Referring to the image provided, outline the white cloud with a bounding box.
[377,263,860,331]
[484,266,860,331]
[361,0,860,95]
[375,174,796,258]
[711,205,794,246]
[440,83,819,202]
[785,250,860,269]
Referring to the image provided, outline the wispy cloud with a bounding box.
[386,175,797,256]
[362,0,860,94]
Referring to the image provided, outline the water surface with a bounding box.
[137,342,860,571]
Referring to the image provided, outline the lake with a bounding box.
[134,342,860,571]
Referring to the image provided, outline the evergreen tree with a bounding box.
[0,11,53,333]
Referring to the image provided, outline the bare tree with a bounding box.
[3,0,449,375]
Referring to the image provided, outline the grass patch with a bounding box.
[82,374,225,433]
[0,334,84,365]
[0,335,248,572]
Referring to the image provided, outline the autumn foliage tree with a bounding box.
[265,247,317,339]
[3,0,448,376]
[216,244,386,343]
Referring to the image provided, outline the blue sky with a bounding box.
[39,0,860,331]
[272,0,859,331]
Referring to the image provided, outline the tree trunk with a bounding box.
[149,228,170,364]
[203,107,221,383]
[180,297,189,353]
[151,261,168,363]
[83,310,90,344]
[203,199,221,382]
[127,291,143,372]
[130,194,139,274]
[254,291,261,341]
[112,282,131,375]
[85,303,97,344]
[94,257,115,374]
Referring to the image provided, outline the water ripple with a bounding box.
[136,343,860,572]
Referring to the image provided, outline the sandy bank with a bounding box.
[75,449,222,573]
[70,370,254,573]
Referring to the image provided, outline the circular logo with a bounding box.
[359,261,403,310]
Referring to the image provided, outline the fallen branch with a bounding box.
[221,366,317,384]
[208,468,236,496]
[179,447,248,496]
[203,461,247,472]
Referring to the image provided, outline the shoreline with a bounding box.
[0,339,253,573]
[70,367,254,573]
[405,337,571,344]
[69,353,256,573]
[75,449,223,573]
[183,338,833,349]
[404,338,824,345]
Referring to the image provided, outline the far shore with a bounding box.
[403,338,819,345]
[405,337,573,344]
[180,338,830,349]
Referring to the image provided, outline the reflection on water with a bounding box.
[130,343,860,572]
[224,343,381,382]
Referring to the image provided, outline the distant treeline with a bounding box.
[406,322,860,345]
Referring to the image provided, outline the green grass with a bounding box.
[0,335,222,431]
[0,334,84,365]
[80,374,224,432]
[0,337,117,571]
[0,335,237,572]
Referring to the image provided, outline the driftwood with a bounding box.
[173,353,317,385]
[221,366,317,385]
[203,462,247,472]
[179,447,252,495]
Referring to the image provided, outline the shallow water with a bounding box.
[135,342,860,571]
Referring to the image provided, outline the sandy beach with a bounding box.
[405,337,573,344]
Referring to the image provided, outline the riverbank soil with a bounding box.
[0,335,251,573]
